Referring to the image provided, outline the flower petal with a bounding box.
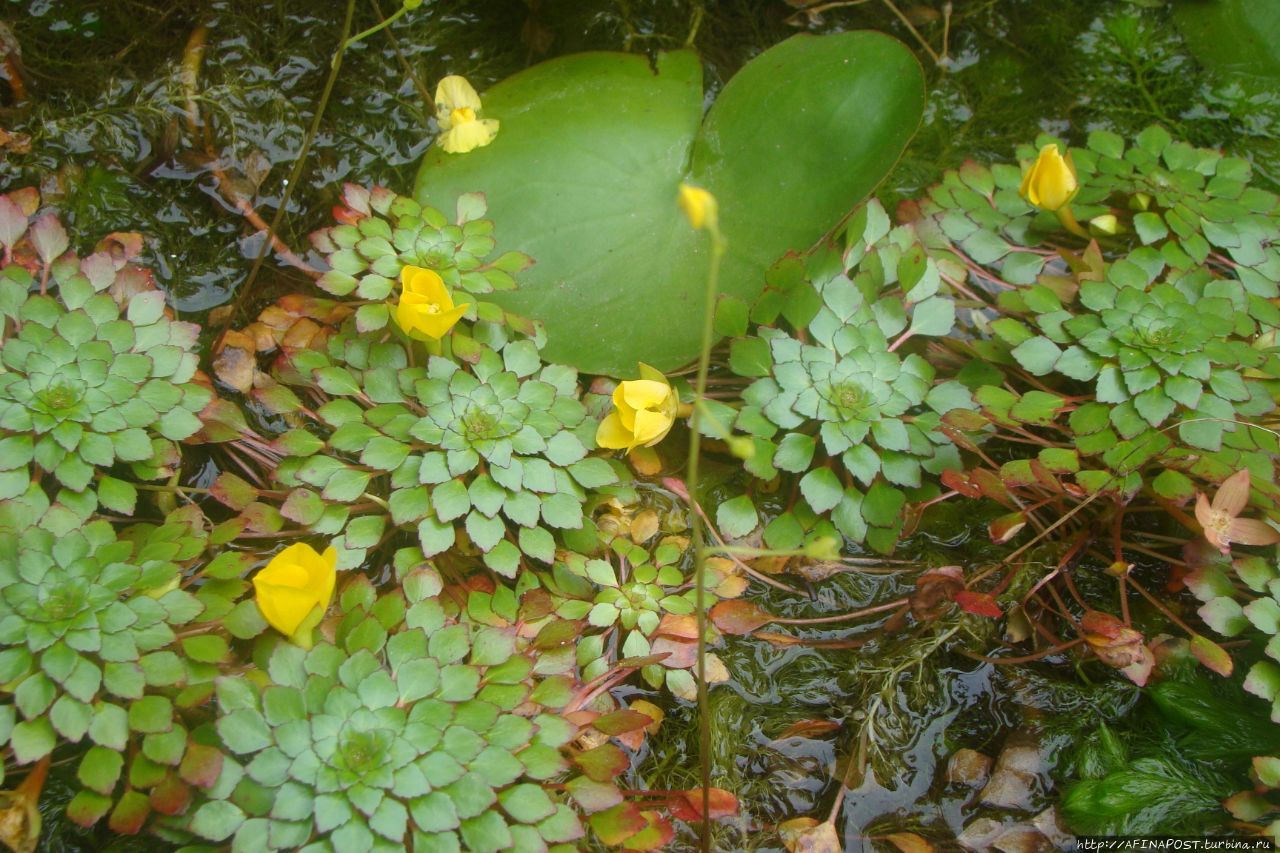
[435,75,481,116]
[254,581,319,637]
[1195,493,1215,530]
[596,412,633,449]
[402,266,450,305]
[620,379,672,411]
[1228,518,1280,547]
[632,408,674,448]
[1214,468,1252,517]
[439,118,499,155]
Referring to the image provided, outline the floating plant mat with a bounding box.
[414,32,924,376]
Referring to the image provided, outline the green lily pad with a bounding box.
[1174,0,1280,80]
[415,33,924,375]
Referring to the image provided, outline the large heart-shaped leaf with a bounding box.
[1174,0,1280,81]
[415,33,924,376]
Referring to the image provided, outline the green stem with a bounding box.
[332,4,409,67]
[1055,205,1090,239]
[688,223,726,853]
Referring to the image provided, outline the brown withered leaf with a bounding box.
[776,719,841,740]
[910,566,964,621]
[885,832,935,853]
[779,817,842,853]
[710,600,774,635]
[630,509,660,544]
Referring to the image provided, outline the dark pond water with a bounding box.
[3,0,1275,850]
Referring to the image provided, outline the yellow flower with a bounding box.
[434,75,499,154]
[677,183,718,231]
[394,265,469,341]
[253,542,337,644]
[1019,143,1078,212]
[597,363,680,451]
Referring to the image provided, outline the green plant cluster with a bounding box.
[716,200,968,553]
[0,507,230,833]
[0,213,211,532]
[183,573,586,853]
[932,128,1280,450]
[312,186,539,342]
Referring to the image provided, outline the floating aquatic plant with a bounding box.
[0,196,212,528]
[719,201,968,553]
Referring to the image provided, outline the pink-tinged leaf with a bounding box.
[1229,518,1280,547]
[309,227,337,255]
[710,600,774,635]
[1224,790,1272,820]
[988,512,1027,544]
[0,194,28,249]
[650,636,697,669]
[588,803,648,845]
[28,212,68,266]
[369,185,397,215]
[96,231,144,261]
[661,477,691,502]
[592,710,656,737]
[668,788,739,822]
[341,183,371,216]
[1215,469,1252,517]
[621,811,675,850]
[954,591,1002,618]
[1190,634,1234,677]
[565,776,624,814]
[1119,645,1155,687]
[573,743,630,782]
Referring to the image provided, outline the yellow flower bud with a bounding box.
[393,265,469,341]
[253,542,337,645]
[434,75,499,154]
[677,183,718,231]
[1019,143,1078,212]
[596,363,680,451]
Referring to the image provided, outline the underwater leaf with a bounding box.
[954,591,1002,618]
[709,600,774,635]
[1189,634,1234,677]
[415,35,924,375]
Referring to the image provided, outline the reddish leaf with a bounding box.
[710,600,774,635]
[1224,790,1272,820]
[669,788,739,822]
[911,566,963,621]
[592,710,656,737]
[177,743,223,789]
[987,512,1027,545]
[589,803,649,845]
[573,743,630,782]
[107,790,150,835]
[622,811,676,850]
[954,591,1002,618]
[149,774,191,815]
[654,614,699,640]
[209,472,259,511]
[650,636,697,669]
[533,619,587,650]
[886,832,935,853]
[940,468,981,498]
[1190,634,1234,677]
[565,776,624,814]
[776,720,841,740]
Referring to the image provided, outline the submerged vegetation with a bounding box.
[2,1,1280,851]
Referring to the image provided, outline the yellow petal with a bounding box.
[435,75,482,120]
[1020,144,1077,212]
[611,386,637,431]
[620,379,672,411]
[631,407,674,448]
[596,412,634,449]
[402,266,450,305]
[254,582,319,637]
[404,301,468,340]
[677,183,718,231]
[439,118,499,154]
